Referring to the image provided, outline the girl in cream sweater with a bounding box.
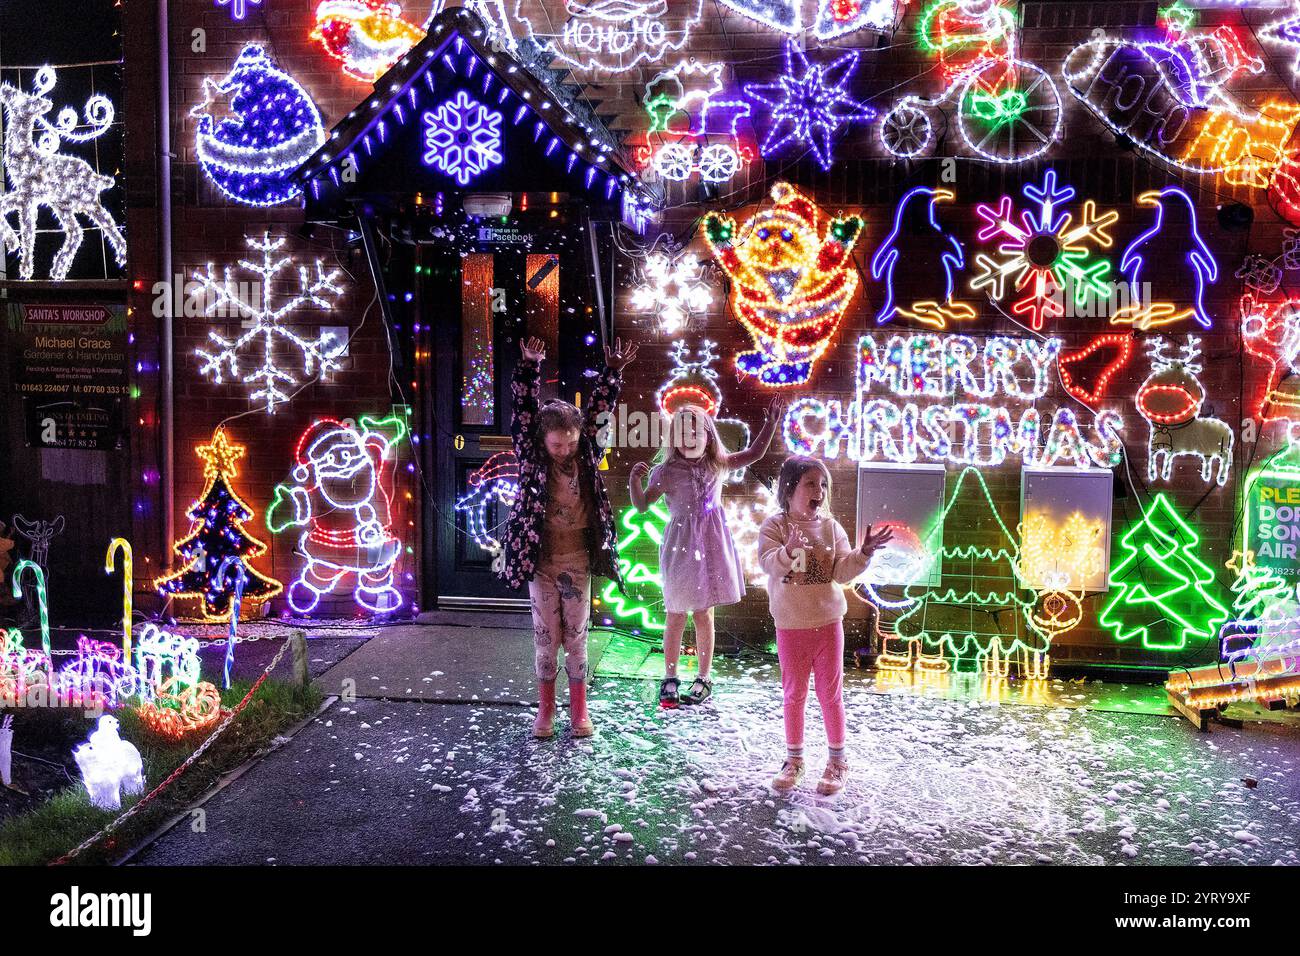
[758,456,892,795]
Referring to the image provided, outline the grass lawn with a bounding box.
[0,678,322,866]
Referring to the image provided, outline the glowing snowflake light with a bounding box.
[742,40,875,171]
[193,233,346,413]
[969,170,1118,331]
[421,90,504,186]
[630,250,713,334]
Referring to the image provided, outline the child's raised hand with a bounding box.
[762,395,785,425]
[604,337,639,370]
[860,524,894,556]
[630,461,651,484]
[521,336,546,363]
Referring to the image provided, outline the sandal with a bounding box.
[679,675,713,706]
[658,677,681,709]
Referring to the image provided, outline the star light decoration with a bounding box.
[742,40,875,171]
[629,249,713,334]
[193,233,346,413]
[969,170,1118,331]
[421,90,504,186]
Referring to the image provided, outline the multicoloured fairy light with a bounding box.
[1057,332,1134,406]
[742,41,874,171]
[155,429,283,621]
[1136,336,1233,486]
[191,44,326,208]
[56,637,141,709]
[421,90,504,186]
[1110,187,1218,331]
[134,623,202,702]
[702,182,863,387]
[1100,493,1228,652]
[630,250,713,334]
[969,171,1118,331]
[268,414,408,616]
[193,232,346,413]
[870,186,974,329]
[311,0,427,83]
[0,65,127,280]
[136,679,224,742]
[783,332,1125,469]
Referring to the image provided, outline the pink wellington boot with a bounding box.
[534,680,556,738]
[569,679,594,737]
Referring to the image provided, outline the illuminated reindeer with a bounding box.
[0,66,127,280]
[1136,336,1234,486]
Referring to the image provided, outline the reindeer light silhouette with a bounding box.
[11,514,64,572]
[0,66,127,281]
[1136,336,1234,486]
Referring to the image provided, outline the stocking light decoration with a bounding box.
[155,429,283,621]
[870,186,974,329]
[312,0,428,83]
[0,66,127,281]
[268,414,408,615]
[191,45,326,208]
[1136,336,1234,486]
[630,249,713,334]
[742,40,875,171]
[703,181,864,386]
[969,170,1118,331]
[193,232,346,413]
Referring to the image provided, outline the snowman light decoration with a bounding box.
[268,415,407,615]
[73,715,144,811]
[703,181,864,387]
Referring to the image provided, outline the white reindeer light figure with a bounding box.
[1136,336,1234,486]
[0,66,127,280]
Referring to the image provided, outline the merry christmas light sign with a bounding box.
[784,332,1124,469]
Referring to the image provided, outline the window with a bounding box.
[1019,466,1114,592]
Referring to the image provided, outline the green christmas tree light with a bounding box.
[598,504,671,633]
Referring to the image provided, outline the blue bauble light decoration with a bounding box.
[191,43,326,207]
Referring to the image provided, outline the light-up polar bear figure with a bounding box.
[268,414,408,615]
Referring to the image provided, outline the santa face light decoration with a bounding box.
[267,415,408,615]
[472,0,706,74]
[702,181,864,387]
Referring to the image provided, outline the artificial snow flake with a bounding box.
[193,232,346,413]
[743,40,875,171]
[0,66,127,281]
[629,250,713,334]
[421,90,503,186]
[970,170,1117,331]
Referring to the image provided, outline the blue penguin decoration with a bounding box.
[1113,186,1218,330]
[870,185,976,329]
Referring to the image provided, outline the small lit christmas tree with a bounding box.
[599,504,670,634]
[1099,493,1228,652]
[155,428,282,621]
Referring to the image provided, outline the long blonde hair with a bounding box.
[655,404,729,476]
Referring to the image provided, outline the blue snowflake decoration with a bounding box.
[743,39,875,171]
[421,90,504,186]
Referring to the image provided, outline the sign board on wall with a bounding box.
[6,302,129,450]
[1243,457,1300,583]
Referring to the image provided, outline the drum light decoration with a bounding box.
[969,170,1118,331]
[267,414,408,616]
[784,332,1126,469]
[742,40,875,171]
[193,232,346,413]
[1110,187,1218,330]
[1057,332,1134,406]
[155,429,284,621]
[870,186,975,329]
[421,89,504,186]
[1100,493,1229,652]
[1136,336,1234,486]
[702,181,864,387]
[191,44,326,208]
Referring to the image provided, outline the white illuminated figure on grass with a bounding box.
[72,715,144,812]
[0,66,127,280]
[193,233,346,413]
[268,415,408,615]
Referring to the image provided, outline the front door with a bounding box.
[425,246,564,608]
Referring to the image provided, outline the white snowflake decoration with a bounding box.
[0,66,127,280]
[421,90,503,187]
[725,482,780,587]
[630,250,713,334]
[193,233,346,413]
